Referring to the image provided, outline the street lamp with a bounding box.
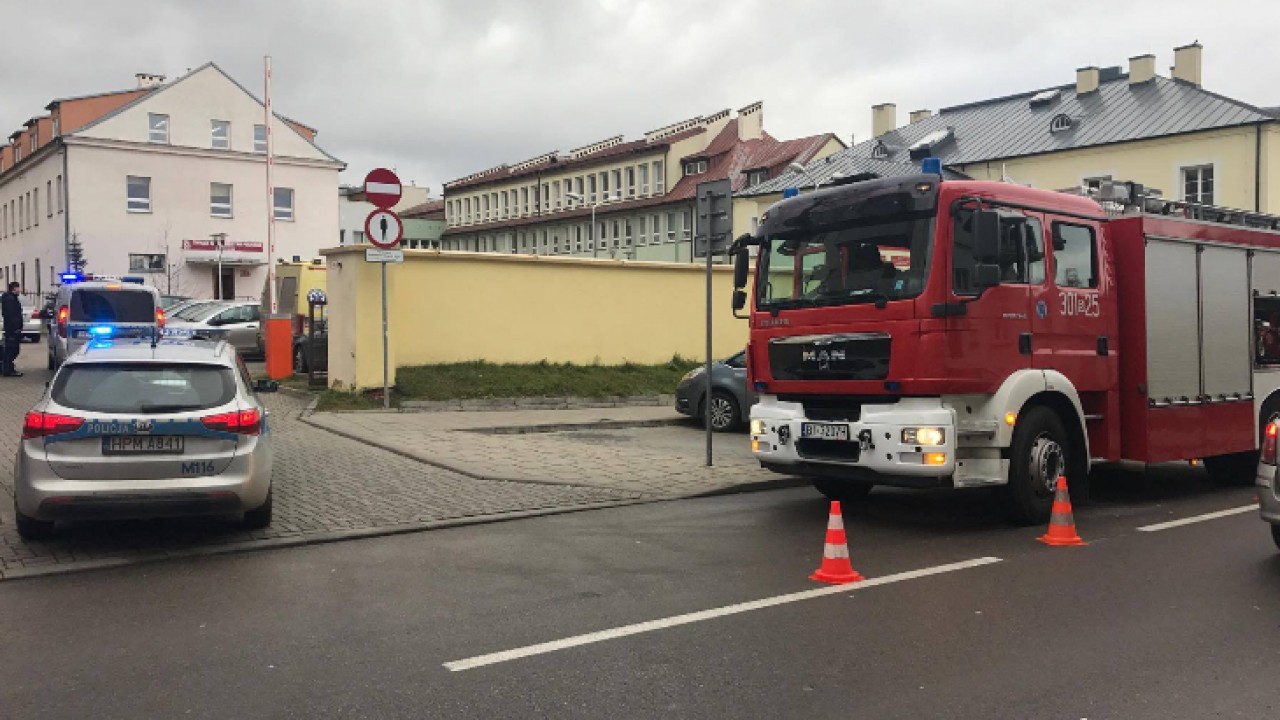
[211,232,228,299]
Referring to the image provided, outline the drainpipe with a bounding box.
[62,141,71,273]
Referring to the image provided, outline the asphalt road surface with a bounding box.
[0,470,1274,719]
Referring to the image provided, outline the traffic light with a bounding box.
[695,178,733,258]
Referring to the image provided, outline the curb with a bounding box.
[0,496,656,583]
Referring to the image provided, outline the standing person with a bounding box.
[1,281,23,377]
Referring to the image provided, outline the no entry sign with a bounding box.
[364,168,402,209]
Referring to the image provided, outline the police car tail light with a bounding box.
[202,408,261,436]
[57,305,69,338]
[156,307,166,328]
[1262,422,1278,466]
[22,411,84,439]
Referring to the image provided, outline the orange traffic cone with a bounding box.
[811,501,865,584]
[1038,475,1086,546]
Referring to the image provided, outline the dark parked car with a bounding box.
[675,351,754,432]
[293,320,328,374]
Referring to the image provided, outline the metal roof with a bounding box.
[744,74,1273,197]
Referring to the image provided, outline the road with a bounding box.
[1,471,1273,719]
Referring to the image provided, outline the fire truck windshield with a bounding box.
[756,211,935,310]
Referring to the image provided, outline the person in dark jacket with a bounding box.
[1,281,23,377]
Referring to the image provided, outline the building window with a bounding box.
[31,134,37,153]
[210,182,233,218]
[654,161,665,193]
[745,169,768,187]
[575,177,584,201]
[127,176,151,213]
[46,181,52,217]
[637,216,647,246]
[211,120,230,149]
[128,253,166,273]
[254,124,267,153]
[612,170,622,198]
[273,187,294,221]
[465,197,472,222]
[624,219,633,246]
[682,210,692,239]
[533,186,541,213]
[683,160,708,176]
[666,212,676,241]
[1049,114,1074,133]
[1183,165,1214,205]
[626,167,636,197]
[148,113,169,144]
[587,175,597,203]
[639,164,649,195]
[575,226,583,253]
[600,172,609,200]
[540,230,549,253]
[56,175,63,213]
[553,181,562,209]
[553,234,560,254]
[33,188,38,226]
[483,194,491,220]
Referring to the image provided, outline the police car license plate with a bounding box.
[800,423,850,441]
[101,436,185,455]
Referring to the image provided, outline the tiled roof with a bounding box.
[402,199,444,219]
[746,73,1273,195]
[444,127,705,192]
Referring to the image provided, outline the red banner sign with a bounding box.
[183,239,264,252]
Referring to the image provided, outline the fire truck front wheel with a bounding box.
[812,478,874,503]
[999,405,1080,526]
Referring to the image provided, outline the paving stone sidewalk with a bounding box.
[303,405,796,497]
[0,351,642,579]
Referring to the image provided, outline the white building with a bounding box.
[0,63,344,301]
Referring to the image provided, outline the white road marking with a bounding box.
[443,556,1002,672]
[1137,505,1256,532]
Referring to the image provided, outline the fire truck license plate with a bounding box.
[800,423,850,441]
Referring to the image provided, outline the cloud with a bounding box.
[1,0,1276,195]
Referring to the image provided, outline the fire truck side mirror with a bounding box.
[973,208,1002,262]
[972,263,1002,289]
[732,248,750,289]
[732,289,748,312]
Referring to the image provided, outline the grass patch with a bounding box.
[394,357,701,401]
[315,389,390,412]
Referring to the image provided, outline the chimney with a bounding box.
[1128,54,1156,84]
[1172,42,1202,87]
[737,101,763,141]
[1076,66,1099,94]
[909,109,932,124]
[135,72,166,89]
[871,103,897,138]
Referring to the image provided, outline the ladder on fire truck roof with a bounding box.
[1060,180,1280,232]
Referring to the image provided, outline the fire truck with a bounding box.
[729,169,1280,524]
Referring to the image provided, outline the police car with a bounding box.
[13,332,276,540]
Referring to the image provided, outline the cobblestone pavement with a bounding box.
[0,349,641,579]
[304,405,797,497]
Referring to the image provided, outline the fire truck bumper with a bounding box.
[1257,462,1280,524]
[749,396,959,482]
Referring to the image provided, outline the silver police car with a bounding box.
[13,334,275,540]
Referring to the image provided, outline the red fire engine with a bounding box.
[729,172,1280,523]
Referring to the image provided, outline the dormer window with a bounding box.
[1050,114,1074,133]
[684,159,708,176]
[745,169,768,187]
[871,141,888,159]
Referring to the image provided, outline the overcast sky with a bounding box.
[2,0,1276,194]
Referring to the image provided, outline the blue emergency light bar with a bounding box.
[60,272,84,284]
[88,325,113,336]
[921,157,943,176]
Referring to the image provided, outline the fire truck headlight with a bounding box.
[750,419,766,436]
[902,427,945,446]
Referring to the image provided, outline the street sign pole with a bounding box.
[696,179,734,467]
[362,168,404,410]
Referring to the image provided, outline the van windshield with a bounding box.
[70,290,155,323]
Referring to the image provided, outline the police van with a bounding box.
[47,280,163,369]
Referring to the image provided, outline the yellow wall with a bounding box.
[957,125,1274,212]
[322,247,751,390]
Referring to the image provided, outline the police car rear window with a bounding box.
[70,290,155,323]
[52,363,236,414]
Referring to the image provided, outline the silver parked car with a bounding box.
[20,299,41,343]
[165,301,263,357]
[13,335,276,540]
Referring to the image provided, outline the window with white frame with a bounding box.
[666,212,675,241]
[745,169,768,187]
[1182,165,1214,205]
[483,195,490,220]
[32,188,38,226]
[600,172,609,199]
[533,185,541,213]
[540,230,548,253]
[612,170,622,198]
[553,234,560,254]
[148,113,169,143]
[56,175,63,213]
[638,216,647,245]
[522,187,529,215]
[273,187,294,221]
[127,176,151,213]
[553,181,562,209]
[575,176,584,200]
[683,160,708,176]
[682,210,691,239]
[624,219,633,246]
[639,164,649,195]
[210,182,233,217]
[31,134,37,153]
[254,124,267,153]
[575,225,583,253]
[654,162,665,193]
[2,205,7,238]
[211,120,230,149]
[587,176,597,203]
[626,167,635,197]
[46,181,52,217]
